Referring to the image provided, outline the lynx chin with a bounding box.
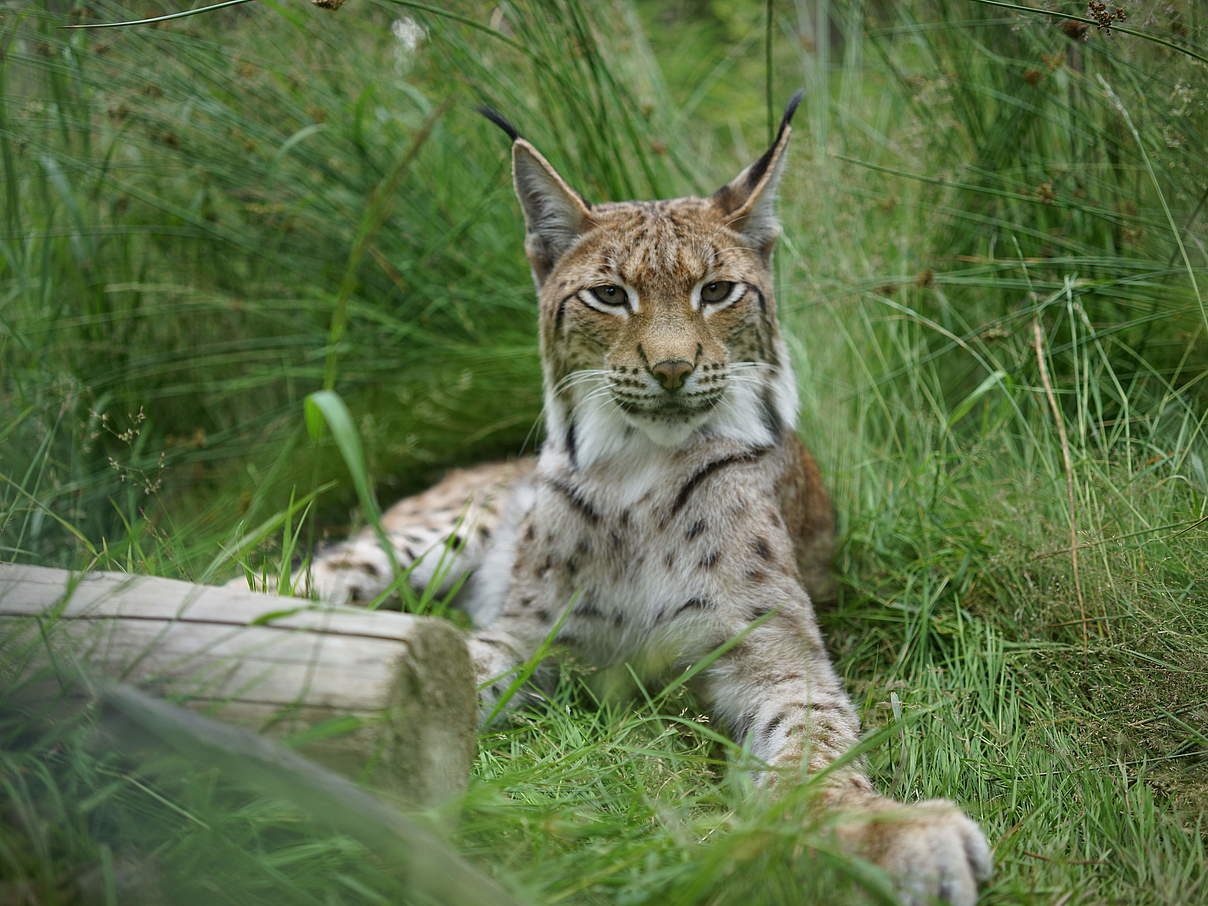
[267,93,992,905]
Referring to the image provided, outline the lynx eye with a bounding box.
[589,284,627,306]
[700,281,736,305]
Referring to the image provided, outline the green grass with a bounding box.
[2,0,1206,903]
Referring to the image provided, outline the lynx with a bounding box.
[282,94,991,905]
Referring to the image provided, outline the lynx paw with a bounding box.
[292,562,369,604]
[290,542,395,604]
[221,555,381,604]
[840,799,991,906]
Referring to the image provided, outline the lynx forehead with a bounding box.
[285,93,991,906]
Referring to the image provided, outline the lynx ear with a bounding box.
[512,140,592,283]
[712,90,803,259]
[477,106,592,284]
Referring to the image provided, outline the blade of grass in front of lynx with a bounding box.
[2,1,1205,904]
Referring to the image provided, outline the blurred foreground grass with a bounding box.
[1,1,1206,904]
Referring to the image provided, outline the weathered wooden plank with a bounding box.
[5,617,403,705]
[0,563,477,805]
[1,563,430,639]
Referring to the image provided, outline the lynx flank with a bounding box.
[283,95,991,905]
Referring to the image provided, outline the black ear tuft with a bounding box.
[476,106,522,142]
[778,89,805,140]
[745,89,805,189]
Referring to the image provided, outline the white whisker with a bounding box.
[552,368,610,395]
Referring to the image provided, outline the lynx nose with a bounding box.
[651,359,694,391]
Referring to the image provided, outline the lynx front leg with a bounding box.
[465,629,530,724]
[695,597,991,906]
[463,521,568,724]
[465,600,563,724]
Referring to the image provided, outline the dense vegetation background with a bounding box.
[2,1,1205,903]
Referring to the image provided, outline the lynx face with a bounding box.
[503,106,802,465]
[539,199,795,452]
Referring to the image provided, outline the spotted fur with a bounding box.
[267,94,991,905]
